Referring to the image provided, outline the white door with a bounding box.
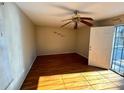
[89,26,115,69]
[0,3,13,89]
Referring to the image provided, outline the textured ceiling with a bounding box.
[16,2,124,27]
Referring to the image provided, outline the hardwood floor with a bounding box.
[21,53,124,90]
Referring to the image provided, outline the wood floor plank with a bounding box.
[21,53,124,90]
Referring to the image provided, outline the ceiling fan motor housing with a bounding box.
[74,10,79,14]
[72,14,80,22]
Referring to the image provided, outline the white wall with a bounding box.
[36,26,76,56]
[3,3,90,89]
[4,3,36,89]
[76,27,90,58]
[97,14,124,26]
[36,26,90,58]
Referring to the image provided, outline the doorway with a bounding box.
[111,25,124,76]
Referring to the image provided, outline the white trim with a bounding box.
[7,56,37,90]
[18,56,37,89]
[76,52,88,59]
[109,26,116,69]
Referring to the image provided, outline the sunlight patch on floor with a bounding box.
[36,70,124,90]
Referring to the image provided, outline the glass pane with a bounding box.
[122,49,124,60]
[113,48,122,61]
[118,37,124,46]
[116,26,124,37]
[120,68,124,74]
[111,25,124,76]
[114,65,120,72]
[114,38,119,46]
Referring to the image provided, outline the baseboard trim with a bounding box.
[18,56,37,89]
[37,52,76,56]
[38,53,88,60]
[38,52,76,57]
[7,56,37,90]
[75,52,88,59]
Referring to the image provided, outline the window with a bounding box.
[111,25,124,75]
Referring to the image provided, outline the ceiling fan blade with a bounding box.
[80,17,93,21]
[53,12,73,16]
[74,22,78,29]
[80,20,93,26]
[62,18,73,22]
[52,5,74,12]
[78,10,92,14]
[61,21,72,28]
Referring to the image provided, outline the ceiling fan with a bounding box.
[53,5,94,29]
[61,10,94,29]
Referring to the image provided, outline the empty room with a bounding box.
[1,2,124,90]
